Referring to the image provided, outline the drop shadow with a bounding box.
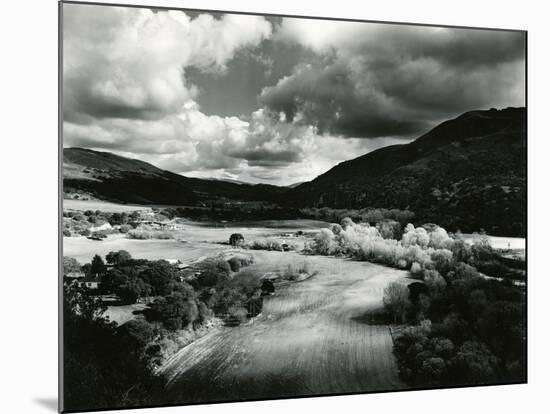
[33,397,58,412]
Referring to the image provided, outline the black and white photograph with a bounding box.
[60,1,526,412]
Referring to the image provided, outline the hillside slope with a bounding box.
[284,107,526,236]
[63,148,285,205]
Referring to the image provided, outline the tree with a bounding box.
[196,258,232,287]
[101,268,129,294]
[89,255,107,277]
[446,262,480,282]
[105,250,132,265]
[261,280,275,295]
[63,256,82,275]
[377,220,402,240]
[117,278,148,304]
[424,269,447,292]
[430,249,454,276]
[229,233,244,247]
[418,357,446,385]
[139,260,181,296]
[63,283,109,323]
[108,212,128,226]
[383,282,411,323]
[428,227,452,249]
[117,319,156,351]
[449,341,498,384]
[312,228,337,255]
[149,290,199,330]
[340,217,354,230]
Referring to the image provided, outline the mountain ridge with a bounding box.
[63,107,526,235]
[63,147,287,205]
[284,107,526,235]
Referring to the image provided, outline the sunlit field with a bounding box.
[161,251,409,403]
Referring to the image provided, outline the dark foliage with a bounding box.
[229,233,245,247]
[393,269,526,387]
[63,284,165,411]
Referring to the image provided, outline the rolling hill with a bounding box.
[284,107,526,236]
[63,148,286,205]
[63,107,526,235]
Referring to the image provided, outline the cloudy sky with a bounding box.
[62,3,526,186]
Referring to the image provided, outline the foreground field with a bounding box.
[63,220,323,264]
[160,251,409,403]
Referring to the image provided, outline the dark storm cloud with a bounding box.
[262,22,526,138]
[63,4,526,185]
[260,62,429,137]
[186,37,323,118]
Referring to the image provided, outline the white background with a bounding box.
[0,0,548,413]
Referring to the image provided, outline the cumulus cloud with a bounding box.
[63,4,272,123]
[64,106,370,185]
[63,4,525,185]
[264,18,526,138]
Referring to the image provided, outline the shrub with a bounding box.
[410,262,423,277]
[377,220,402,240]
[429,227,454,249]
[424,269,447,291]
[227,254,254,272]
[311,228,338,255]
[229,233,245,247]
[118,224,132,233]
[127,229,174,240]
[63,256,82,275]
[249,239,283,251]
[402,224,430,248]
[281,262,312,281]
[430,249,454,275]
[471,236,495,261]
[397,259,408,269]
[228,305,248,324]
[446,263,480,282]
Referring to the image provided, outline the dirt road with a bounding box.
[160,251,410,404]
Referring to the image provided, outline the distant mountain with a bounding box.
[64,107,527,235]
[283,107,526,236]
[63,148,286,205]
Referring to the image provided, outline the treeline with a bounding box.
[306,218,526,387]
[63,209,143,237]
[299,207,415,226]
[159,204,301,222]
[63,251,265,410]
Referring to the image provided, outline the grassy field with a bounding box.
[63,199,151,213]
[160,251,410,403]
[104,303,147,326]
[63,221,319,264]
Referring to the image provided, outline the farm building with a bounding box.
[78,277,101,290]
